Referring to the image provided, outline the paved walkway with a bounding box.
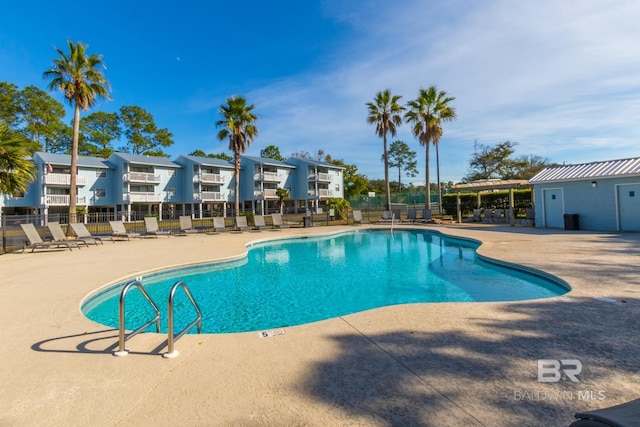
[1,224,639,426]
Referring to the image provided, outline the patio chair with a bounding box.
[493,209,504,223]
[19,223,75,252]
[253,215,269,230]
[378,211,393,223]
[69,222,111,245]
[419,209,432,223]
[234,216,250,232]
[392,209,401,222]
[144,217,171,237]
[179,216,199,234]
[48,222,90,247]
[212,217,228,233]
[403,209,417,223]
[472,209,482,222]
[570,397,640,426]
[109,220,142,240]
[271,213,289,229]
[352,210,368,225]
[483,209,493,223]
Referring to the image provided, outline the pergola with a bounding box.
[450,179,531,225]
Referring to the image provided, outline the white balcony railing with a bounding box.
[253,189,278,199]
[194,191,224,201]
[308,189,332,198]
[308,172,331,182]
[123,192,163,202]
[254,172,281,182]
[123,172,161,183]
[43,173,87,186]
[194,173,224,184]
[42,195,87,206]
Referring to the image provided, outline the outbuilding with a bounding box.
[529,157,640,231]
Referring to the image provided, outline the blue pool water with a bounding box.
[82,230,568,333]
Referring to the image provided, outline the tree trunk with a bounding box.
[436,141,442,214]
[383,133,391,210]
[425,141,431,209]
[69,103,80,224]
[234,151,240,216]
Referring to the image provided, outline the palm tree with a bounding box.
[404,86,456,211]
[44,40,110,222]
[275,187,289,214]
[0,122,37,196]
[366,89,404,210]
[216,96,258,215]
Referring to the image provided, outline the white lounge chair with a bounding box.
[48,222,90,247]
[179,216,199,234]
[70,222,111,244]
[352,210,368,225]
[109,220,141,240]
[253,215,269,230]
[271,213,289,229]
[234,216,250,232]
[144,217,171,237]
[20,223,74,252]
[212,217,227,233]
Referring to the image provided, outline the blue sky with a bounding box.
[2,0,640,183]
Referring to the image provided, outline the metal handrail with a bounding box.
[163,280,202,358]
[113,280,161,357]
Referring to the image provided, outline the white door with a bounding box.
[618,184,640,231]
[543,188,564,228]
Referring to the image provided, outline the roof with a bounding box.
[529,157,640,183]
[35,152,111,169]
[175,155,234,169]
[285,156,344,169]
[241,155,296,169]
[452,179,530,192]
[109,152,181,168]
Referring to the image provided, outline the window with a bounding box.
[96,170,106,178]
[335,185,340,192]
[95,188,107,198]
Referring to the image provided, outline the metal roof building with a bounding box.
[529,157,640,231]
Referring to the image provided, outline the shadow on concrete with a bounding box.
[300,297,640,426]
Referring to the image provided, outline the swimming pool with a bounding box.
[82,229,569,333]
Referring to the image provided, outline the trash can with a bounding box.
[564,214,579,230]
[303,216,312,228]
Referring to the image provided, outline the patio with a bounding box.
[1,223,639,426]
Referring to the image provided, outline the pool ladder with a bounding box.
[113,279,202,358]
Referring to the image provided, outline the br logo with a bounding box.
[537,359,582,383]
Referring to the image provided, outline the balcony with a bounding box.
[43,173,87,186]
[253,189,278,199]
[307,172,331,182]
[308,189,332,198]
[123,172,161,184]
[42,195,87,206]
[123,192,163,203]
[254,172,281,182]
[194,173,224,184]
[194,191,224,201]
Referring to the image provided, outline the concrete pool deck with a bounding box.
[1,223,639,426]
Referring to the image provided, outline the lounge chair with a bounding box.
[378,211,393,223]
[179,216,199,234]
[483,209,493,223]
[352,210,368,225]
[109,220,142,240]
[419,209,432,223]
[571,397,640,426]
[253,215,269,230]
[493,209,504,224]
[48,222,91,247]
[19,223,75,252]
[271,213,289,229]
[392,209,401,222]
[234,216,250,232]
[70,222,110,244]
[143,217,171,237]
[403,209,417,223]
[472,209,482,222]
[212,217,227,233]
